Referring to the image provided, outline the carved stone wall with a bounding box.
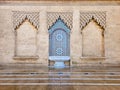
[47,12,73,30]
[80,11,106,30]
[0,5,120,64]
[13,11,39,30]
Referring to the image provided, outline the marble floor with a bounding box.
[0,64,120,90]
[0,85,120,90]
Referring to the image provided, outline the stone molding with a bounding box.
[80,57,106,60]
[13,56,39,60]
[1,1,120,6]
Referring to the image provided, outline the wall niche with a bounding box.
[17,20,37,56]
[13,11,39,60]
[80,12,106,60]
[82,20,104,57]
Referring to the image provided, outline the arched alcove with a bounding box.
[16,20,37,57]
[82,20,104,57]
[48,17,71,67]
[49,17,70,57]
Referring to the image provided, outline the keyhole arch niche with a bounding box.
[80,12,106,59]
[48,17,70,57]
[82,19,105,57]
[15,18,37,57]
[13,11,39,59]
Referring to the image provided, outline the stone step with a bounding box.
[0,72,119,82]
[0,71,119,74]
[0,66,120,86]
[0,75,120,79]
[0,72,119,77]
[0,83,120,86]
[1,69,120,71]
[0,78,120,83]
[0,77,120,80]
[0,76,119,85]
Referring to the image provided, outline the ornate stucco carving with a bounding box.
[13,11,39,30]
[80,11,106,30]
[47,12,73,30]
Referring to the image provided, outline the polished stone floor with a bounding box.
[0,64,120,90]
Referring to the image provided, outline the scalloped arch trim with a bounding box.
[80,12,106,30]
[13,11,39,30]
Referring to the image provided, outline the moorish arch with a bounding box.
[80,12,106,58]
[13,11,39,59]
[82,19,104,57]
[16,19,37,56]
[47,12,72,66]
[48,16,70,57]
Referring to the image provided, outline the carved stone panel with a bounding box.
[13,11,39,30]
[80,11,106,30]
[47,12,73,30]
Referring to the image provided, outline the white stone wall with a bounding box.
[0,5,120,65]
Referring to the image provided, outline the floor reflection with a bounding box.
[0,65,120,90]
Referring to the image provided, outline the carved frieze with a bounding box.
[13,11,39,30]
[47,12,73,30]
[80,11,106,30]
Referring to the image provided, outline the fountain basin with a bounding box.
[49,56,70,68]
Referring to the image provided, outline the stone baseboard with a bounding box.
[80,57,106,60]
[13,56,39,60]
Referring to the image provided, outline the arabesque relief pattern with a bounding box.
[80,11,106,30]
[13,11,39,30]
[47,12,73,30]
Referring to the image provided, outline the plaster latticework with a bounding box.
[47,12,73,30]
[80,12,106,30]
[13,11,39,30]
